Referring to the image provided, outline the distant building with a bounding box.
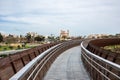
[27,32,38,37]
[87,34,109,39]
[1,33,8,38]
[60,30,69,40]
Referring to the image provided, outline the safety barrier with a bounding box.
[0,42,58,80]
[81,39,120,80]
[9,40,81,80]
[87,38,120,65]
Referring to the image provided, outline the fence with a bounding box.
[0,42,58,80]
[9,40,82,80]
[81,39,120,80]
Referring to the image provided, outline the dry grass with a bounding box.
[103,45,120,53]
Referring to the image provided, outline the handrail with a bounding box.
[81,53,111,80]
[9,40,81,80]
[81,41,120,80]
[9,44,61,80]
[27,43,64,80]
[81,42,120,70]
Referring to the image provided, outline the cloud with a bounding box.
[0,16,52,25]
[0,0,120,36]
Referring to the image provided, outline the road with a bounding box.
[43,46,90,80]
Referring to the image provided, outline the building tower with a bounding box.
[60,30,69,40]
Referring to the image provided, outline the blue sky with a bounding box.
[0,0,120,36]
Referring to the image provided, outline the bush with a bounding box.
[17,45,21,49]
[22,43,26,47]
[3,47,7,50]
[9,46,13,50]
[0,54,8,57]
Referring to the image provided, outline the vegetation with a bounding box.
[0,32,60,52]
[0,54,8,57]
[0,43,36,51]
[0,33,3,42]
[47,34,60,42]
[103,45,120,53]
[0,32,60,58]
[25,33,32,42]
[34,35,45,42]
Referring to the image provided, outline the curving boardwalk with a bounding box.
[43,46,90,80]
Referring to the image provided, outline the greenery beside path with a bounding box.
[103,45,120,53]
[0,43,40,58]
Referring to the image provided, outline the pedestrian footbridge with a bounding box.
[0,39,120,80]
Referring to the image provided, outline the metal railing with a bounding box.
[9,44,61,80]
[9,40,81,80]
[81,42,120,80]
[0,43,58,80]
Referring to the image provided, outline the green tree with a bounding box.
[25,33,31,42]
[48,36,56,42]
[115,34,120,38]
[0,33,3,42]
[56,36,60,41]
[34,35,45,42]
[19,35,23,42]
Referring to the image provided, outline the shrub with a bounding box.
[0,54,8,57]
[22,43,26,47]
[3,47,7,50]
[9,46,13,50]
[17,45,21,49]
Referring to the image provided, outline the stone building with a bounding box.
[60,30,69,40]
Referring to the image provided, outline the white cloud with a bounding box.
[0,0,120,36]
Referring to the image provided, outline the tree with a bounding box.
[5,35,17,43]
[115,34,120,38]
[62,35,67,39]
[34,35,45,42]
[56,36,60,41]
[0,33,3,42]
[25,33,31,42]
[20,35,23,42]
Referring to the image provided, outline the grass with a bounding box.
[0,46,13,51]
[0,43,38,51]
[0,44,40,57]
[0,43,39,58]
[102,45,120,53]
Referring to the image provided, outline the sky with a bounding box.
[0,0,120,36]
